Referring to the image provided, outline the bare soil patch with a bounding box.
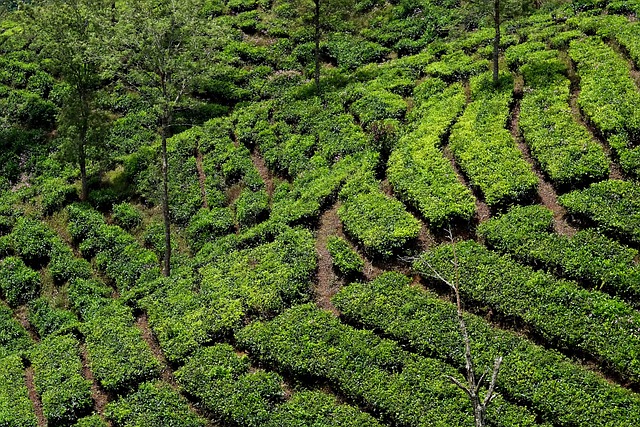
[25,366,46,427]
[314,204,343,315]
[79,345,111,424]
[15,306,39,342]
[250,151,276,198]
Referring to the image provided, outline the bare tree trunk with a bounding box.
[79,142,88,202]
[314,0,320,94]
[493,0,500,87]
[160,117,171,277]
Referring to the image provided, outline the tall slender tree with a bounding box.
[29,0,112,201]
[115,0,208,276]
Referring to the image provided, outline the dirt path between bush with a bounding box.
[25,366,46,427]
[79,345,111,425]
[314,204,343,315]
[15,306,39,342]
[510,95,578,237]
[251,151,275,199]
[134,314,218,427]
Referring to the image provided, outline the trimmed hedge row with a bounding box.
[0,354,37,427]
[0,256,40,307]
[519,54,609,187]
[388,79,476,227]
[67,281,160,394]
[30,334,92,426]
[327,236,364,276]
[140,226,315,363]
[28,298,80,339]
[414,240,640,382]
[236,304,544,427]
[478,205,640,302]
[449,72,538,207]
[333,272,640,426]
[67,203,160,292]
[105,381,206,427]
[424,51,489,82]
[176,343,383,427]
[571,15,640,67]
[0,303,32,358]
[569,37,640,177]
[338,174,421,257]
[8,217,57,266]
[387,79,475,227]
[176,343,283,426]
[558,179,640,244]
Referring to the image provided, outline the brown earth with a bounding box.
[25,366,46,427]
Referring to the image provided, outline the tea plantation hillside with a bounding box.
[2,0,640,425]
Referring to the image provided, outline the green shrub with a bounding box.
[558,180,640,244]
[28,298,80,339]
[338,183,420,257]
[424,51,488,82]
[111,203,142,231]
[415,240,640,383]
[175,344,282,426]
[326,33,389,70]
[39,177,76,214]
[81,300,160,393]
[186,207,235,252]
[10,217,57,265]
[48,242,92,284]
[519,55,609,187]
[334,271,640,426]
[449,72,538,207]
[0,303,32,358]
[350,89,406,127]
[234,188,269,229]
[0,354,38,427]
[0,256,40,307]
[73,415,108,427]
[105,382,206,427]
[237,304,540,427]
[478,205,640,303]
[31,334,93,426]
[327,236,363,276]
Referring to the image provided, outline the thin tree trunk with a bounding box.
[160,117,171,277]
[79,142,88,201]
[493,0,500,87]
[314,0,320,93]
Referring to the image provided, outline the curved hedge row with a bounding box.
[327,236,364,276]
[0,354,37,427]
[333,272,640,426]
[449,72,538,207]
[415,240,640,383]
[105,381,206,427]
[558,179,640,244]
[519,54,609,187]
[31,334,92,426]
[0,303,31,358]
[236,304,544,427]
[387,79,476,227]
[569,37,640,177]
[478,205,640,302]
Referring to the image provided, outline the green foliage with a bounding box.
[0,303,32,358]
[39,177,77,214]
[388,80,475,227]
[234,188,269,229]
[333,271,640,426]
[350,88,406,127]
[175,344,282,426]
[449,72,538,207]
[236,304,540,427]
[478,205,640,302]
[49,242,92,285]
[415,240,640,383]
[0,354,38,427]
[31,334,93,426]
[80,300,160,393]
[326,236,363,276]
[105,382,206,427]
[326,33,389,70]
[28,298,80,338]
[186,207,235,253]
[73,416,108,427]
[0,256,40,307]
[518,54,609,187]
[424,51,489,82]
[9,217,57,265]
[569,37,640,176]
[338,175,420,257]
[111,203,142,231]
[559,179,640,244]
